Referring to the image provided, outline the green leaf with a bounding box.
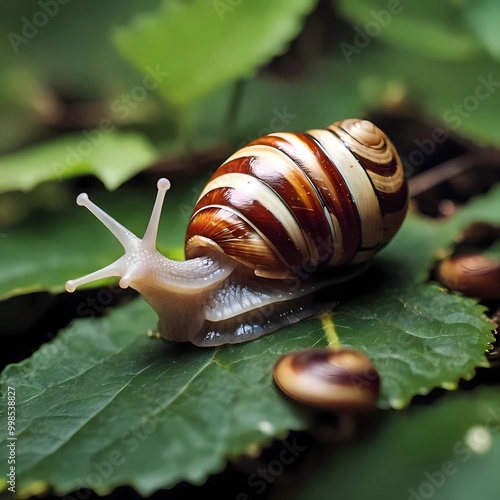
[450,184,500,232]
[0,66,45,154]
[336,0,484,61]
[305,190,500,410]
[329,44,500,147]
[113,0,318,107]
[0,0,159,97]
[0,298,318,496]
[331,281,492,409]
[0,132,159,194]
[295,387,500,500]
[188,56,371,153]
[464,0,500,61]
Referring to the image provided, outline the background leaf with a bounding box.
[0,132,159,194]
[0,0,160,96]
[463,0,500,61]
[336,0,485,61]
[113,0,319,108]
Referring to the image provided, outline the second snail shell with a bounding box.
[273,348,380,411]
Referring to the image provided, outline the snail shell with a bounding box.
[65,118,408,346]
[273,348,380,411]
[186,118,408,279]
[436,254,500,300]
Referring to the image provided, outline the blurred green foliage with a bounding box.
[1,0,500,191]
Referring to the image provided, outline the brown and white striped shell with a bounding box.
[273,348,380,411]
[185,119,408,279]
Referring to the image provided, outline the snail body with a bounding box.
[65,119,408,346]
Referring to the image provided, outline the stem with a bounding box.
[176,106,193,155]
[319,311,341,348]
[223,80,245,143]
[408,152,500,198]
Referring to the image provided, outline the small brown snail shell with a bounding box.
[436,254,500,300]
[272,348,380,412]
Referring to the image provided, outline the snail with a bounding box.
[272,348,380,411]
[65,118,408,346]
[436,253,500,301]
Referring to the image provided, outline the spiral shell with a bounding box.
[273,348,380,411]
[185,119,408,279]
[436,254,500,300]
